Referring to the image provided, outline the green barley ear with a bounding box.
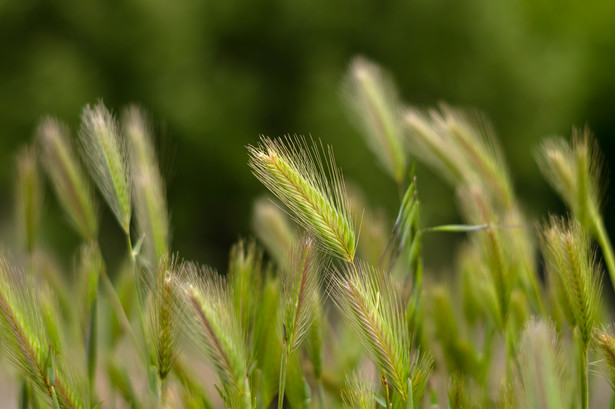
[536,129,604,229]
[542,217,601,347]
[252,197,296,267]
[0,256,88,409]
[277,237,321,409]
[594,327,615,389]
[342,372,376,409]
[542,217,600,409]
[229,239,264,332]
[331,261,432,405]
[148,255,181,384]
[516,319,570,409]
[15,145,43,255]
[37,118,98,242]
[79,102,132,233]
[124,106,170,268]
[537,130,615,291]
[282,237,321,356]
[404,105,513,208]
[179,262,252,407]
[403,108,465,185]
[248,135,356,263]
[342,56,406,184]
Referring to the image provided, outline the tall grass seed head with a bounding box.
[15,145,43,255]
[124,106,170,268]
[178,263,251,402]
[248,135,356,263]
[542,217,602,346]
[281,237,321,356]
[342,56,407,184]
[37,117,98,242]
[80,102,132,233]
[537,128,606,230]
[516,319,569,409]
[330,261,432,403]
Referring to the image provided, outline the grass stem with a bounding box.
[278,341,288,409]
[579,339,589,409]
[594,216,615,293]
[316,380,325,409]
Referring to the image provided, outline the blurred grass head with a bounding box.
[37,118,98,242]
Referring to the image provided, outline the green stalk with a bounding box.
[51,387,61,409]
[86,298,98,403]
[126,235,148,350]
[19,378,28,409]
[594,215,615,293]
[278,341,288,409]
[316,380,325,409]
[579,339,589,409]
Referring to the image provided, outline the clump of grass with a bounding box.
[0,256,88,409]
[4,58,615,409]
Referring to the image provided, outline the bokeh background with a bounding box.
[1,0,614,272]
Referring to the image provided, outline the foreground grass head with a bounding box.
[248,136,356,263]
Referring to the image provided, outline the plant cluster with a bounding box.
[1,58,615,409]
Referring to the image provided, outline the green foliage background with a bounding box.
[1,0,614,269]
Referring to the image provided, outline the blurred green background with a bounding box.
[1,0,614,271]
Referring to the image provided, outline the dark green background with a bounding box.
[1,0,614,271]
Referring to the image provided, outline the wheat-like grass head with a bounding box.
[79,102,132,234]
[248,135,356,263]
[37,118,98,242]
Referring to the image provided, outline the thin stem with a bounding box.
[159,378,167,408]
[19,378,28,409]
[278,342,288,409]
[610,392,615,409]
[579,340,589,409]
[86,298,98,404]
[594,216,615,293]
[316,380,325,409]
[51,386,61,409]
[125,234,149,357]
[380,375,391,409]
[99,267,143,359]
[504,322,515,386]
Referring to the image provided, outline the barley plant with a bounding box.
[2,57,615,409]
